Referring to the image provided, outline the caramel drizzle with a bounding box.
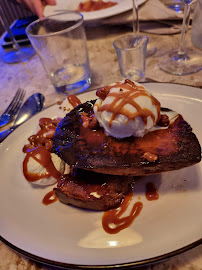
[42,190,58,205]
[68,95,81,108]
[102,192,143,234]
[23,146,61,182]
[145,182,159,201]
[98,81,160,127]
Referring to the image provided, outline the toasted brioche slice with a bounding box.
[53,100,201,176]
[54,169,133,210]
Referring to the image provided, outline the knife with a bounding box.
[0,93,45,143]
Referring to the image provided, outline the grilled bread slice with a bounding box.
[54,168,134,210]
[53,100,201,176]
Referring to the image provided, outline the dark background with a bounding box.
[0,0,33,35]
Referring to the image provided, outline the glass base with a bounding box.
[121,69,145,82]
[158,49,202,75]
[55,77,91,95]
[162,0,184,13]
[3,47,35,64]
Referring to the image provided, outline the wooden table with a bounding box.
[0,24,202,270]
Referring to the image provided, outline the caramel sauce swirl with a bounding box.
[145,182,159,201]
[102,192,143,234]
[42,190,58,205]
[22,95,82,187]
[98,80,160,128]
[23,146,61,182]
[68,95,81,108]
[22,117,62,183]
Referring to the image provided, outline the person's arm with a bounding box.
[16,0,56,17]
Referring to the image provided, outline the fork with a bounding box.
[0,88,26,128]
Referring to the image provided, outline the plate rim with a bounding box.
[1,235,201,269]
[1,82,202,269]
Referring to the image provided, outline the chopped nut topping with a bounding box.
[125,79,138,88]
[88,114,98,129]
[157,114,170,127]
[57,100,63,105]
[143,152,158,162]
[81,112,99,129]
[45,139,53,151]
[96,86,110,100]
[81,115,89,128]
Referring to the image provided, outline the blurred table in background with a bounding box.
[0,24,202,111]
[0,0,33,35]
[0,14,202,270]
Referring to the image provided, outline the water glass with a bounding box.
[113,34,148,82]
[26,11,91,95]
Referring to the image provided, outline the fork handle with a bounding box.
[0,128,13,143]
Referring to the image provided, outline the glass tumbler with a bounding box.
[113,34,148,82]
[26,11,91,95]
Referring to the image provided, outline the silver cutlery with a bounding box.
[0,93,45,143]
[0,88,25,128]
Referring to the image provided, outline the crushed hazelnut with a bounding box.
[96,86,110,100]
[125,79,138,89]
[157,114,170,127]
[81,112,99,129]
[143,152,158,162]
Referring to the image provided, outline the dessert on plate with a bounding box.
[50,79,201,210]
[23,80,201,212]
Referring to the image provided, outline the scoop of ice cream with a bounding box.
[93,80,161,138]
[24,96,78,187]
[26,153,65,186]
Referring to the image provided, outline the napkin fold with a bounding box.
[102,0,188,34]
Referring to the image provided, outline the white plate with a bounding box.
[0,83,202,269]
[44,0,147,22]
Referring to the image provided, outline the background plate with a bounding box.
[0,83,202,269]
[44,0,147,21]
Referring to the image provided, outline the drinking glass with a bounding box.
[26,11,91,95]
[0,4,35,64]
[113,34,148,82]
[158,0,202,75]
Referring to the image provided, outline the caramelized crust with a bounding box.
[54,169,133,210]
[53,100,201,176]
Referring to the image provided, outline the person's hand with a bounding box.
[17,0,56,18]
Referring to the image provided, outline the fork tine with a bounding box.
[8,88,24,115]
[10,89,25,118]
[3,88,22,115]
